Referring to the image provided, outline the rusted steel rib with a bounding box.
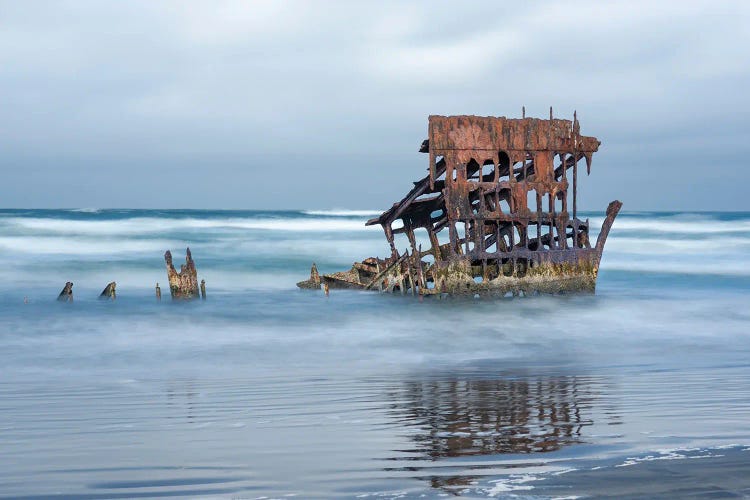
[595,200,623,267]
[364,252,410,290]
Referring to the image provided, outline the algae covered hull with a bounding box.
[299,111,621,296]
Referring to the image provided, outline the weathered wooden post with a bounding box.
[100,281,116,300]
[57,282,73,302]
[164,248,199,299]
[200,279,206,300]
[155,282,161,301]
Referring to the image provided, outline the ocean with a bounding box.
[1,209,749,499]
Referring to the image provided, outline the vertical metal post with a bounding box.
[464,221,470,254]
[406,227,418,257]
[383,223,396,256]
[548,193,554,249]
[573,153,578,248]
[536,192,542,250]
[478,217,484,253]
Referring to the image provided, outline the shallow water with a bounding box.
[1,209,749,498]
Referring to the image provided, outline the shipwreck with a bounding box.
[298,111,621,296]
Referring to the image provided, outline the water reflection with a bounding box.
[166,380,198,423]
[383,374,603,493]
[388,375,599,459]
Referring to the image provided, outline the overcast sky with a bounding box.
[1,1,748,210]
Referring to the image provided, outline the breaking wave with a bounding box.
[604,236,750,254]
[0,216,375,235]
[0,236,176,256]
[67,207,101,213]
[0,210,748,282]
[588,213,750,235]
[302,209,381,217]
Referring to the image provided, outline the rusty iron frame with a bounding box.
[300,111,622,296]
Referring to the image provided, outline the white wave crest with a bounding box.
[485,474,540,495]
[605,236,750,255]
[0,236,177,255]
[1,217,375,235]
[303,209,381,217]
[590,215,750,234]
[67,208,101,213]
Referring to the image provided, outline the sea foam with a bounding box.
[303,209,381,217]
[1,216,375,235]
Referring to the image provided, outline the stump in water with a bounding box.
[164,248,199,299]
[100,281,116,300]
[57,282,73,302]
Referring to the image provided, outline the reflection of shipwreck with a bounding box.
[388,376,592,460]
[299,112,621,295]
[383,375,598,493]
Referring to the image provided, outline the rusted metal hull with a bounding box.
[316,255,600,296]
[425,248,601,296]
[299,112,621,297]
[316,200,619,296]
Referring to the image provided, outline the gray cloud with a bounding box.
[0,0,748,209]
